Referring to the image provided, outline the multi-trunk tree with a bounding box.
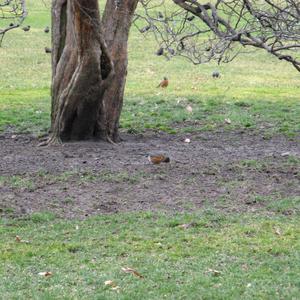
[50,0,138,143]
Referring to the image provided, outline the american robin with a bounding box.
[44,26,50,33]
[22,25,30,32]
[148,155,170,164]
[157,77,169,88]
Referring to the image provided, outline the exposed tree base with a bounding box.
[51,0,115,143]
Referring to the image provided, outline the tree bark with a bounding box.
[101,0,139,142]
[50,0,114,142]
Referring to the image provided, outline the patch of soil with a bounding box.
[0,130,299,219]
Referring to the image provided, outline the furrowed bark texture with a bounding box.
[101,0,139,142]
[51,0,113,142]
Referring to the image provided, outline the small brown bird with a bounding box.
[157,77,169,88]
[44,26,50,33]
[148,155,170,164]
[44,47,52,53]
[22,25,30,32]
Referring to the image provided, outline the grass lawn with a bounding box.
[1,1,300,299]
[1,212,300,299]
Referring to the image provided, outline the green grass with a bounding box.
[0,1,300,136]
[0,211,300,299]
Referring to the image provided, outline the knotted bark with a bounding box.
[101,0,139,142]
[50,0,113,142]
[50,0,138,143]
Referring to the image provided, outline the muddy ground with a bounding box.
[0,130,299,219]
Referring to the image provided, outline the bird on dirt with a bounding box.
[157,77,169,88]
[44,47,52,53]
[22,25,30,32]
[148,155,170,164]
[212,70,220,78]
[44,26,50,33]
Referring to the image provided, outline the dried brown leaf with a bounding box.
[274,228,282,236]
[206,268,221,276]
[38,271,52,277]
[178,223,191,229]
[15,235,30,243]
[122,267,144,279]
[186,105,193,113]
[105,280,116,287]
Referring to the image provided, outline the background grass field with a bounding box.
[0,1,300,299]
[0,0,300,136]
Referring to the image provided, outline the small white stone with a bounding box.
[184,138,191,143]
[281,152,290,157]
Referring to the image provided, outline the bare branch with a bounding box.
[0,0,27,46]
[135,0,300,72]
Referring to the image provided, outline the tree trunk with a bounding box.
[101,0,139,142]
[50,0,114,142]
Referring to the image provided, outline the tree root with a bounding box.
[106,135,117,145]
[38,135,62,147]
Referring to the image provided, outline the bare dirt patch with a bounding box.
[1,130,299,219]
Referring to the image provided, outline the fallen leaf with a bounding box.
[224,118,231,124]
[111,286,120,292]
[178,222,197,229]
[105,280,116,287]
[274,228,282,236]
[104,280,120,292]
[122,267,144,279]
[178,223,191,229]
[186,105,193,113]
[38,271,52,277]
[184,138,191,143]
[206,268,221,276]
[15,235,30,243]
